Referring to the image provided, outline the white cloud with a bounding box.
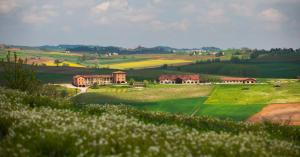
[230,2,255,17]
[0,0,17,14]
[93,0,128,13]
[93,2,110,13]
[127,14,154,23]
[181,3,197,14]
[61,25,71,32]
[259,8,287,31]
[199,8,229,24]
[151,20,189,31]
[259,8,286,23]
[22,5,58,25]
[91,0,156,25]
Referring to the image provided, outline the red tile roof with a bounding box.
[221,77,256,81]
[159,74,200,81]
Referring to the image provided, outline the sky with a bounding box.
[0,0,299,49]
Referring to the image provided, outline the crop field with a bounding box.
[42,60,86,67]
[101,59,192,69]
[76,85,213,102]
[205,82,300,105]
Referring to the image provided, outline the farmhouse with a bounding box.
[159,74,200,84]
[73,71,126,87]
[221,77,256,84]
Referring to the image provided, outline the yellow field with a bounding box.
[42,61,85,68]
[102,59,192,69]
[48,52,82,56]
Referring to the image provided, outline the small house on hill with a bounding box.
[221,77,256,84]
[159,74,200,84]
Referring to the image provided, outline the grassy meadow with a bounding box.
[72,80,300,121]
[205,82,300,105]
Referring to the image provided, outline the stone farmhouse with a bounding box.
[73,71,126,87]
[158,74,200,84]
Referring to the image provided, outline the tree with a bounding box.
[62,63,69,67]
[230,56,240,63]
[91,83,100,89]
[143,80,149,87]
[161,64,168,69]
[54,59,62,67]
[128,78,135,85]
[0,52,40,93]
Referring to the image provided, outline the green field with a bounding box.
[167,61,300,78]
[205,82,300,104]
[71,80,300,121]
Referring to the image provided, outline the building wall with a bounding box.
[160,79,199,84]
[113,73,126,83]
[74,77,86,87]
[223,80,256,84]
[73,72,127,87]
[85,77,112,86]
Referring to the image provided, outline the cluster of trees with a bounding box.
[66,46,174,54]
[128,78,154,87]
[0,52,73,99]
[0,52,40,93]
[195,58,221,64]
[250,48,300,59]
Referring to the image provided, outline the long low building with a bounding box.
[73,71,126,87]
[159,74,200,84]
[221,77,256,84]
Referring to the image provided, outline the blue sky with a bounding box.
[0,0,299,49]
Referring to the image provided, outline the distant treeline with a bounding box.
[250,48,300,59]
[66,46,174,54]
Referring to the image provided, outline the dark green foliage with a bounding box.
[54,59,62,67]
[143,80,149,87]
[200,75,221,83]
[22,95,71,108]
[168,62,300,78]
[60,90,68,98]
[0,52,41,94]
[128,78,135,85]
[91,83,100,89]
[161,64,168,69]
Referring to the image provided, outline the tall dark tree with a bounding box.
[0,52,40,93]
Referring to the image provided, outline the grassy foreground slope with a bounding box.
[0,89,300,157]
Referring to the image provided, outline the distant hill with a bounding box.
[0,44,222,54]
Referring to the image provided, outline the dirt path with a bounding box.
[56,84,88,96]
[248,103,300,125]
